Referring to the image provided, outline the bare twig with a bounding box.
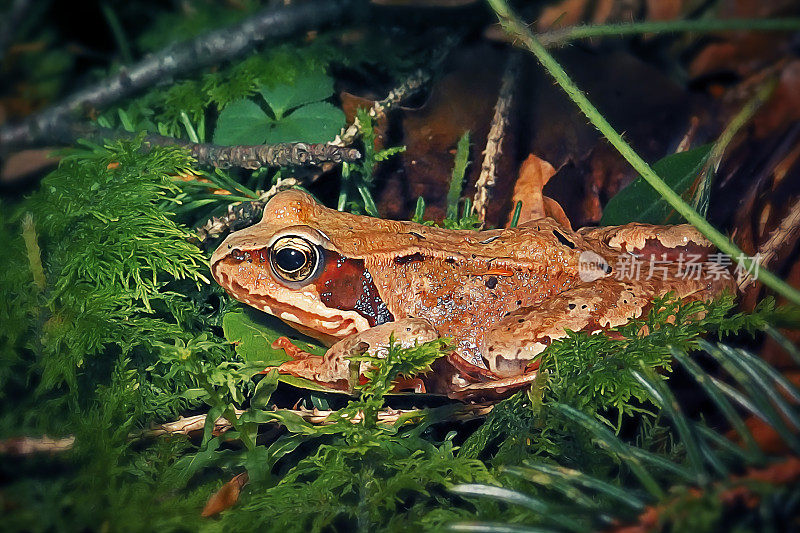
[741,196,800,290]
[185,142,360,169]
[145,403,494,438]
[0,435,75,456]
[194,177,300,246]
[0,0,353,152]
[1,403,495,454]
[34,121,361,168]
[332,68,432,147]
[473,52,520,224]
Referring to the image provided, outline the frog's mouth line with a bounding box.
[213,265,367,343]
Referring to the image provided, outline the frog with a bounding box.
[210,189,735,399]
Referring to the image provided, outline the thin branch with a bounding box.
[0,0,353,152]
[488,0,800,306]
[473,52,520,225]
[0,403,495,454]
[0,435,75,456]
[746,196,800,290]
[179,140,360,169]
[40,122,362,168]
[695,77,778,215]
[332,68,432,147]
[194,177,300,246]
[144,403,494,438]
[535,18,800,48]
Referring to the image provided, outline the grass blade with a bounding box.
[671,348,763,458]
[764,325,800,367]
[550,403,664,499]
[700,340,800,453]
[503,466,598,510]
[513,462,645,510]
[449,523,558,533]
[714,343,800,430]
[631,363,707,484]
[451,484,584,532]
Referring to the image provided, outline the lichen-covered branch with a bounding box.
[332,68,432,147]
[186,141,360,169]
[0,0,353,152]
[194,177,300,247]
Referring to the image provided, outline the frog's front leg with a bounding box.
[272,318,440,392]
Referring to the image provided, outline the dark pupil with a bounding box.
[275,247,307,272]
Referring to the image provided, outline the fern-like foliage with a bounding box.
[0,138,229,433]
[210,337,494,532]
[451,334,800,532]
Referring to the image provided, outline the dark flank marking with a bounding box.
[445,257,456,264]
[408,231,426,240]
[552,230,575,249]
[315,251,394,327]
[479,235,500,244]
[394,252,426,265]
[485,276,498,289]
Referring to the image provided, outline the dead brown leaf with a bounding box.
[506,154,571,228]
[201,472,249,517]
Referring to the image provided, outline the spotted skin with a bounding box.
[211,190,735,397]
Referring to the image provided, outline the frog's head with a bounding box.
[210,190,394,345]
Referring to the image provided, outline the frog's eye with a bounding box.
[269,236,323,284]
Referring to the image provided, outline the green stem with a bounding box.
[100,3,133,64]
[709,77,777,168]
[22,213,46,291]
[537,18,800,47]
[488,0,800,306]
[695,77,778,213]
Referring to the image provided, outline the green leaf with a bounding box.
[221,309,292,365]
[222,307,328,393]
[251,369,279,410]
[259,70,334,119]
[244,446,272,484]
[202,404,225,447]
[265,102,345,144]
[213,98,271,145]
[277,374,340,392]
[600,144,712,225]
